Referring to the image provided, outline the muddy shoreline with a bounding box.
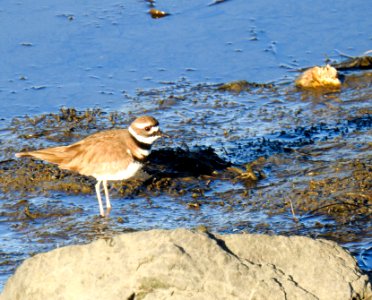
[0,75,371,287]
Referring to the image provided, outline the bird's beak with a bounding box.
[158,130,170,138]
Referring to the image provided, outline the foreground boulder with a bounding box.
[1,229,370,300]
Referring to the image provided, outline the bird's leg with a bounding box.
[103,180,111,216]
[95,180,105,217]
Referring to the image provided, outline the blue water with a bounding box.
[0,0,370,117]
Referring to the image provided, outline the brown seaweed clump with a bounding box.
[295,65,341,90]
[217,80,274,93]
[332,53,372,70]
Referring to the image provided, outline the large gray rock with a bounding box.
[1,229,370,300]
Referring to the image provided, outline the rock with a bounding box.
[295,64,341,90]
[1,229,370,300]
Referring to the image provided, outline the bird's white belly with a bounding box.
[94,161,143,181]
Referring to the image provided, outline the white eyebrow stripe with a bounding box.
[136,123,148,129]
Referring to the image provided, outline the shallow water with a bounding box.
[0,0,371,291]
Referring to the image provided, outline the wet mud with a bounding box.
[0,71,371,286]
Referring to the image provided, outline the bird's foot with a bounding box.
[105,207,112,217]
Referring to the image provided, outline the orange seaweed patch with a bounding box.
[295,65,341,90]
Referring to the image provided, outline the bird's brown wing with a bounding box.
[16,129,135,177]
[58,130,134,177]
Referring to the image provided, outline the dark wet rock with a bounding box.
[1,229,370,300]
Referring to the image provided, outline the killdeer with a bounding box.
[15,116,164,217]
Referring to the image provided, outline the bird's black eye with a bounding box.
[145,126,151,131]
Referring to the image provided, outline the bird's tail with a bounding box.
[15,146,70,165]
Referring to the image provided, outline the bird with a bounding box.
[15,115,165,217]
